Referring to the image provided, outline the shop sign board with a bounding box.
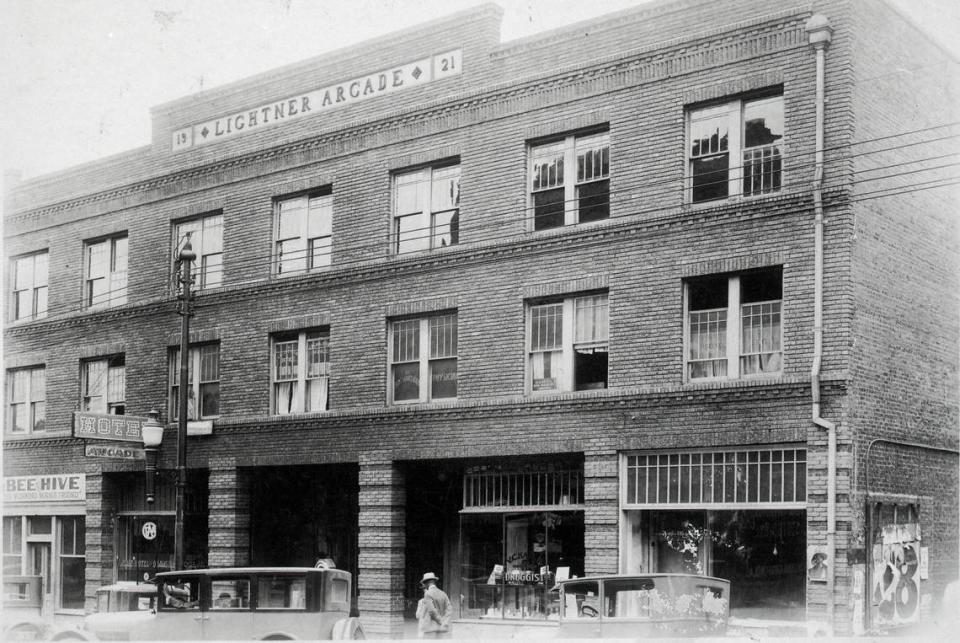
[872,523,921,626]
[75,411,147,442]
[85,444,145,461]
[171,50,462,151]
[4,474,86,503]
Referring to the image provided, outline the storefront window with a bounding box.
[629,509,805,620]
[459,511,584,620]
[59,517,85,609]
[3,516,23,575]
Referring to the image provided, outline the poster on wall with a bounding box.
[807,546,829,583]
[872,522,921,626]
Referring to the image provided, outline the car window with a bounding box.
[561,580,600,618]
[160,577,201,610]
[256,576,307,610]
[603,578,656,618]
[211,578,251,610]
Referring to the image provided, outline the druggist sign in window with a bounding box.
[74,411,147,460]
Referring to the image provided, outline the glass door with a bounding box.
[28,542,52,614]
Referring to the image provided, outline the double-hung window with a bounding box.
[85,235,128,308]
[273,329,330,414]
[3,517,22,574]
[530,131,609,230]
[274,190,332,275]
[528,293,608,393]
[393,163,460,254]
[59,517,85,610]
[6,365,46,435]
[688,94,784,203]
[81,355,125,415]
[169,344,220,420]
[389,313,457,403]
[686,268,783,381]
[175,214,223,290]
[11,251,48,321]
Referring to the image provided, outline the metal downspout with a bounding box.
[806,13,835,635]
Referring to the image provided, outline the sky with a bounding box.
[1,0,958,183]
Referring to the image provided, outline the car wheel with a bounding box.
[332,617,365,640]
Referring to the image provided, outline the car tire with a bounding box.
[332,617,365,640]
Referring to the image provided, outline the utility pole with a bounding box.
[175,236,196,572]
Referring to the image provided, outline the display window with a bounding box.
[458,511,584,620]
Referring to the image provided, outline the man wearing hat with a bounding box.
[415,572,452,638]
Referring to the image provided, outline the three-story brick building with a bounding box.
[4,0,957,637]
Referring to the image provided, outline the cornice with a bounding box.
[7,11,813,228]
[4,376,848,452]
[4,189,850,339]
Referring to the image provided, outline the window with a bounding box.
[175,214,223,290]
[393,163,460,254]
[169,344,220,420]
[11,251,48,321]
[530,132,609,230]
[274,190,332,275]
[211,578,250,610]
[6,366,46,434]
[3,517,22,575]
[256,575,306,610]
[528,293,608,393]
[85,235,128,308]
[389,313,457,403]
[59,517,85,610]
[688,94,783,203]
[685,269,782,381]
[81,355,125,415]
[273,329,330,414]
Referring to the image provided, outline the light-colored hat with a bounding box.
[420,572,439,586]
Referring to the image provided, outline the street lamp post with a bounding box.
[175,238,196,572]
[142,410,164,505]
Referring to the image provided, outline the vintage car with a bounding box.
[51,567,364,641]
[554,573,730,638]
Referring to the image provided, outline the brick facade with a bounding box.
[3,0,957,637]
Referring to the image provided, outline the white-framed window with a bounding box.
[687,94,783,203]
[58,516,85,610]
[528,293,608,393]
[174,213,223,290]
[169,344,220,420]
[393,163,460,254]
[529,131,609,230]
[389,313,457,403]
[85,235,128,308]
[10,251,48,321]
[273,329,330,414]
[81,355,125,415]
[6,365,46,435]
[274,190,332,275]
[685,268,783,381]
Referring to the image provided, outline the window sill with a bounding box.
[684,191,783,210]
[4,431,72,441]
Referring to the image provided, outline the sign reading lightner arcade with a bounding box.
[172,49,462,150]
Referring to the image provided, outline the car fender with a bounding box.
[48,628,97,641]
[259,631,299,640]
[2,619,52,641]
[331,617,365,640]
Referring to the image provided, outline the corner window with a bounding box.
[389,313,457,403]
[530,132,609,230]
[274,190,332,275]
[273,329,330,414]
[393,163,460,254]
[85,235,128,308]
[169,344,220,420]
[6,366,46,434]
[174,213,223,290]
[81,355,125,415]
[528,293,608,393]
[688,94,783,203]
[10,251,48,321]
[685,268,783,381]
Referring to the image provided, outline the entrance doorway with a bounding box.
[28,542,52,614]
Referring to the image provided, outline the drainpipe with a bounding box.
[805,13,835,635]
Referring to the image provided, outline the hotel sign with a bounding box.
[4,474,86,503]
[74,411,147,442]
[172,49,462,150]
